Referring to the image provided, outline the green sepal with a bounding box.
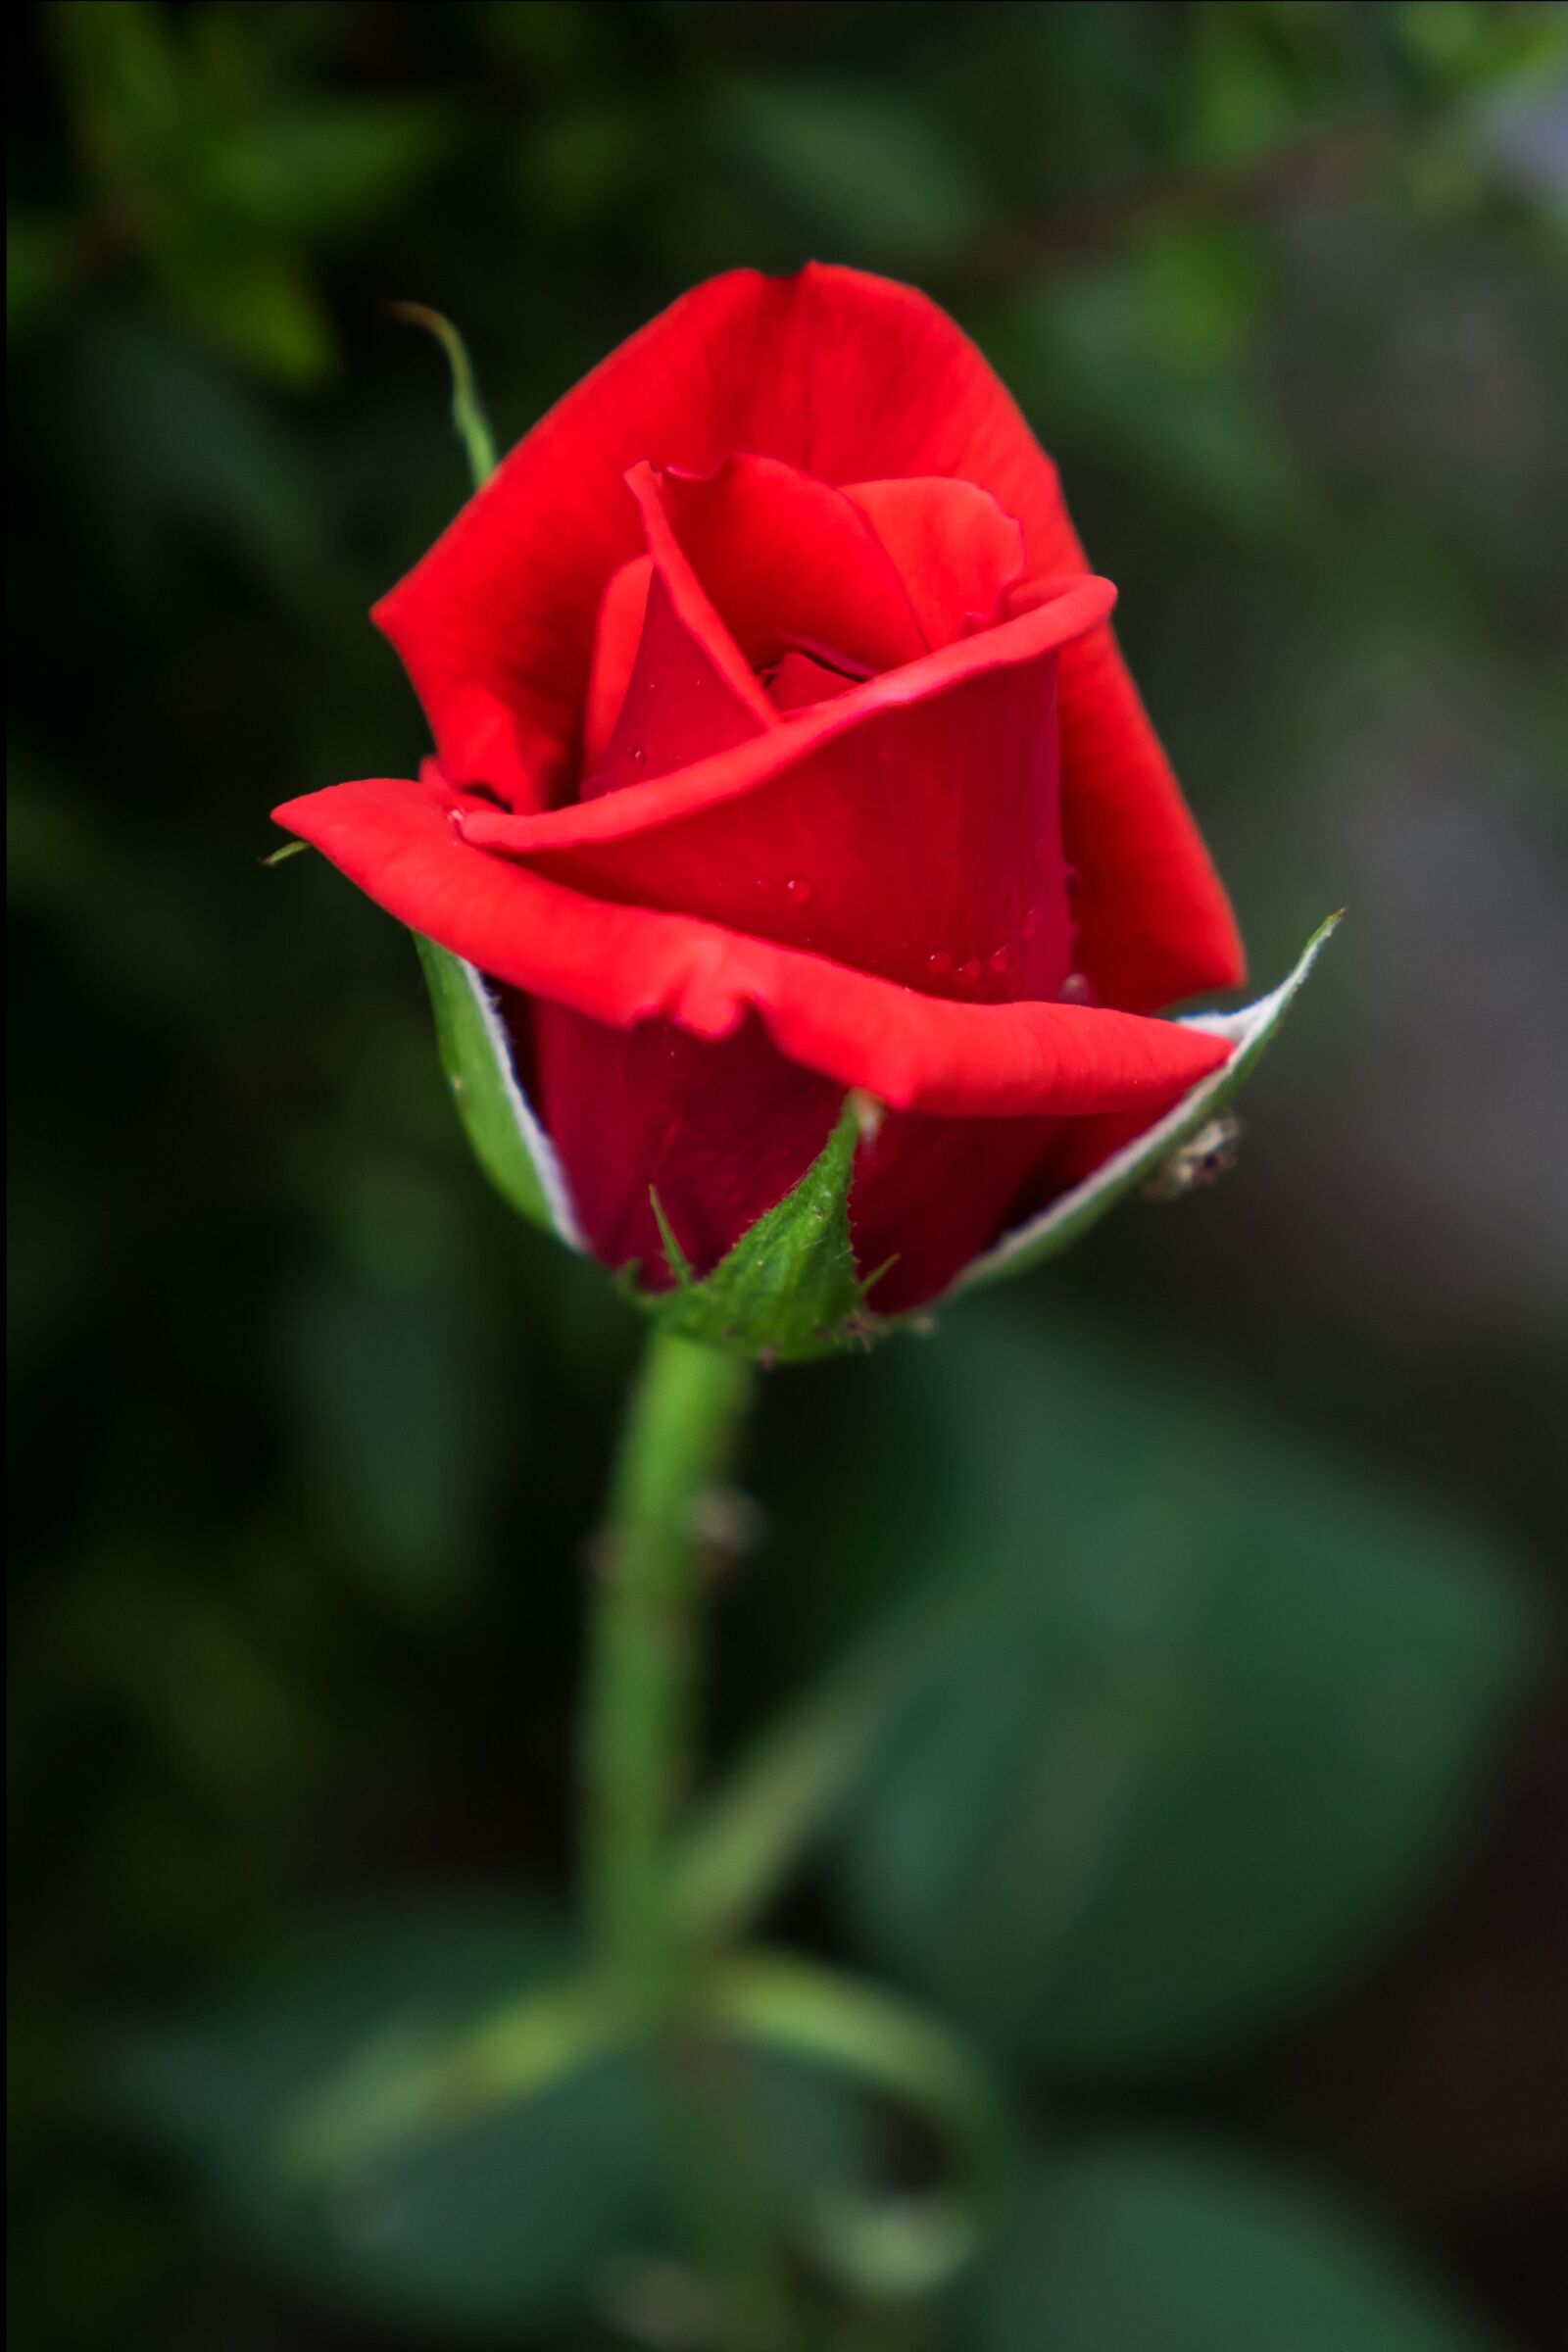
[632,1096,883,1365]
[413,932,581,1247]
[956,911,1342,1296]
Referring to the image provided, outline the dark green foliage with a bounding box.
[956,2137,1496,2352]
[826,1313,1534,2075]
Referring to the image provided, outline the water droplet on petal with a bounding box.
[988,945,1011,977]
[629,746,646,767]
[1061,971,1094,1004]
[927,950,953,979]
[784,877,813,906]
[1021,906,1041,940]
[957,956,982,986]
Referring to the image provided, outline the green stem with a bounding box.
[584,1331,792,2342]
[583,1328,755,2007]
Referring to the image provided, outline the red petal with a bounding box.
[461,577,1109,857]
[583,562,768,802]
[271,769,1230,1121]
[845,477,1025,646]
[375,264,1242,1000]
[850,1105,1068,1311]
[525,1001,841,1286]
[582,557,651,770]
[459,580,1113,1004]
[639,454,928,677]
[620,462,778,733]
[1006,575,1245,1009]
[501,643,1073,1004]
[764,650,863,713]
[526,999,1070,1312]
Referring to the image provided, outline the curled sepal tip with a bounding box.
[386,300,498,491]
[957,911,1343,1296]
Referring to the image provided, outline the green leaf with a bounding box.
[110,1905,875,2337]
[827,1308,1534,2077]
[150,229,334,387]
[414,934,580,1247]
[637,1096,881,1364]
[277,1239,498,1610]
[47,318,326,599]
[955,2136,1498,2352]
[47,0,187,175]
[713,78,990,266]
[7,216,75,344]
[957,914,1341,1295]
[110,1906,660,2336]
[201,101,452,245]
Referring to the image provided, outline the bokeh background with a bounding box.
[9,4,1567,2347]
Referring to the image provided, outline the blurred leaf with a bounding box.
[150,227,334,387]
[1392,1,1568,100]
[1015,230,1309,538]
[523,98,652,227]
[112,1905,670,2336]
[48,7,448,386]
[713,77,991,265]
[1175,4,1349,171]
[828,1308,1534,2075]
[7,216,76,344]
[40,316,325,598]
[955,2135,1497,2352]
[112,1904,873,2336]
[50,0,188,175]
[278,1163,507,1608]
[200,101,452,245]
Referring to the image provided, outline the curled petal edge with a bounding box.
[271,769,1231,1122]
[458,575,1117,863]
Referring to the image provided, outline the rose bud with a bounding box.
[274,266,1333,1357]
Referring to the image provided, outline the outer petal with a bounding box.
[850,1102,1072,1312]
[475,611,1077,1006]
[271,770,1230,1121]
[375,263,1243,1000]
[457,576,1117,1009]
[523,998,1072,1312]
[521,1002,841,1289]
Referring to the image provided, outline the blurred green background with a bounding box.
[9,4,1567,2347]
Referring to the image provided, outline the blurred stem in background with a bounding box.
[584,1329,756,2013]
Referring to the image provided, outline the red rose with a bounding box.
[275,265,1243,1311]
